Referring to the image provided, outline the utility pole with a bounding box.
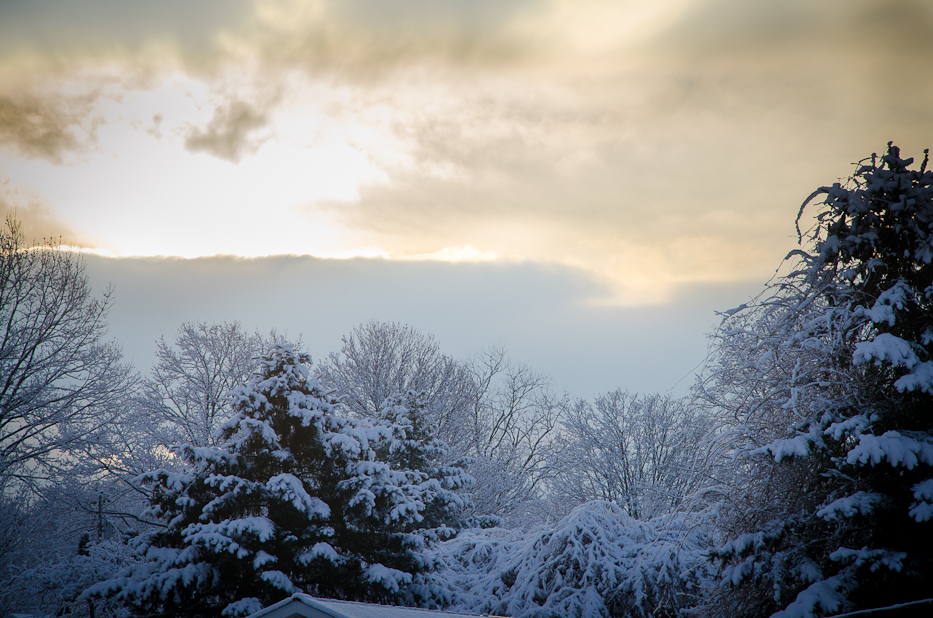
[96,493,104,542]
[91,493,104,618]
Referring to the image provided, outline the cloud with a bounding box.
[2,0,932,305]
[0,1,259,164]
[289,0,933,303]
[238,0,547,77]
[6,1,931,95]
[306,74,807,302]
[0,0,548,87]
[0,0,253,64]
[0,94,99,162]
[184,99,270,162]
[654,0,933,55]
[82,252,760,394]
[644,0,933,111]
[0,182,89,245]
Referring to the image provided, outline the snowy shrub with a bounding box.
[4,539,140,618]
[435,501,714,618]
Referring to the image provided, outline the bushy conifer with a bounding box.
[86,343,466,617]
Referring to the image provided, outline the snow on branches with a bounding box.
[703,144,933,617]
[435,501,712,618]
[85,343,469,616]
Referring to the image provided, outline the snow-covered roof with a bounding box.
[247,594,485,618]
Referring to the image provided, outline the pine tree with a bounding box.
[86,343,465,617]
[373,391,472,530]
[702,144,933,617]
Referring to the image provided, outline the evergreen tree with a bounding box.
[702,144,933,617]
[86,343,465,617]
[373,391,472,530]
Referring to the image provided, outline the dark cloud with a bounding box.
[0,0,253,62]
[848,0,933,48]
[184,100,269,162]
[233,0,550,83]
[0,94,98,162]
[653,0,933,55]
[0,0,546,83]
[333,0,538,32]
[325,0,543,64]
[147,114,164,139]
[645,0,933,115]
[82,253,760,397]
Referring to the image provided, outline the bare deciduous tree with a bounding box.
[316,320,478,450]
[0,217,134,495]
[136,321,276,448]
[317,323,569,526]
[549,390,712,520]
[0,217,137,615]
[465,347,568,523]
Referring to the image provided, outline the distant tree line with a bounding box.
[1,142,931,617]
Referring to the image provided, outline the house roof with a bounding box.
[247,594,487,618]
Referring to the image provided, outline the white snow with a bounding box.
[846,431,933,469]
[852,333,919,368]
[816,492,882,521]
[755,424,823,462]
[223,597,264,617]
[894,361,933,394]
[829,547,905,572]
[855,281,908,326]
[253,551,277,569]
[259,570,300,593]
[770,575,845,618]
[266,473,331,518]
[435,501,712,618]
[364,564,413,593]
[909,479,933,522]
[298,542,343,565]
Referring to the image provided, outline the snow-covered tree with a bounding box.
[464,348,568,526]
[700,144,933,617]
[4,538,140,618]
[81,322,276,551]
[316,320,477,449]
[138,321,279,448]
[318,322,567,526]
[550,391,712,521]
[0,216,135,495]
[0,217,138,616]
[436,501,712,618]
[373,391,472,530]
[86,343,466,617]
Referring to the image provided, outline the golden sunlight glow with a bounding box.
[2,0,932,305]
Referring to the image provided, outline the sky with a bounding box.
[2,0,932,397]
